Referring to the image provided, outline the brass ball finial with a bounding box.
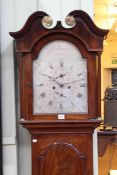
[65,16,76,26]
[42,16,53,28]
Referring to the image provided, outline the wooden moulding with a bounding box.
[19,119,102,134]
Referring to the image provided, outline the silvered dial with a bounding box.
[33,40,88,114]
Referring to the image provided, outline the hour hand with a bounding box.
[51,79,64,88]
[54,74,66,79]
[55,91,66,98]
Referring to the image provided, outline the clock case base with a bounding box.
[20,119,101,175]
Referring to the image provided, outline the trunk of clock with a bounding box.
[20,120,101,175]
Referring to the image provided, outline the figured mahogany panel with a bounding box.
[32,133,93,175]
[38,143,85,175]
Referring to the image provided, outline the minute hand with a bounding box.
[64,79,84,85]
[41,73,65,80]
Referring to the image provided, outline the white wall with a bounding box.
[0,1,97,175]
[1,1,37,175]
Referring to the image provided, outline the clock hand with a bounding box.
[54,74,66,79]
[51,79,64,88]
[41,73,54,79]
[41,73,66,80]
[55,91,66,98]
[51,78,84,88]
[63,78,84,85]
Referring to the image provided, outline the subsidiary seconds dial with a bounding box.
[33,40,88,114]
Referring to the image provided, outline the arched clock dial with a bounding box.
[33,40,88,114]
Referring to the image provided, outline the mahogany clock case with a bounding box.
[9,10,108,175]
[9,10,109,121]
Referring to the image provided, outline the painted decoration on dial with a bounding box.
[33,40,88,114]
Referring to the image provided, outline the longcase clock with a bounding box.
[10,10,109,175]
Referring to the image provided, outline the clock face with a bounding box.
[33,40,88,114]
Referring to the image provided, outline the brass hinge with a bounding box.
[26,82,32,87]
